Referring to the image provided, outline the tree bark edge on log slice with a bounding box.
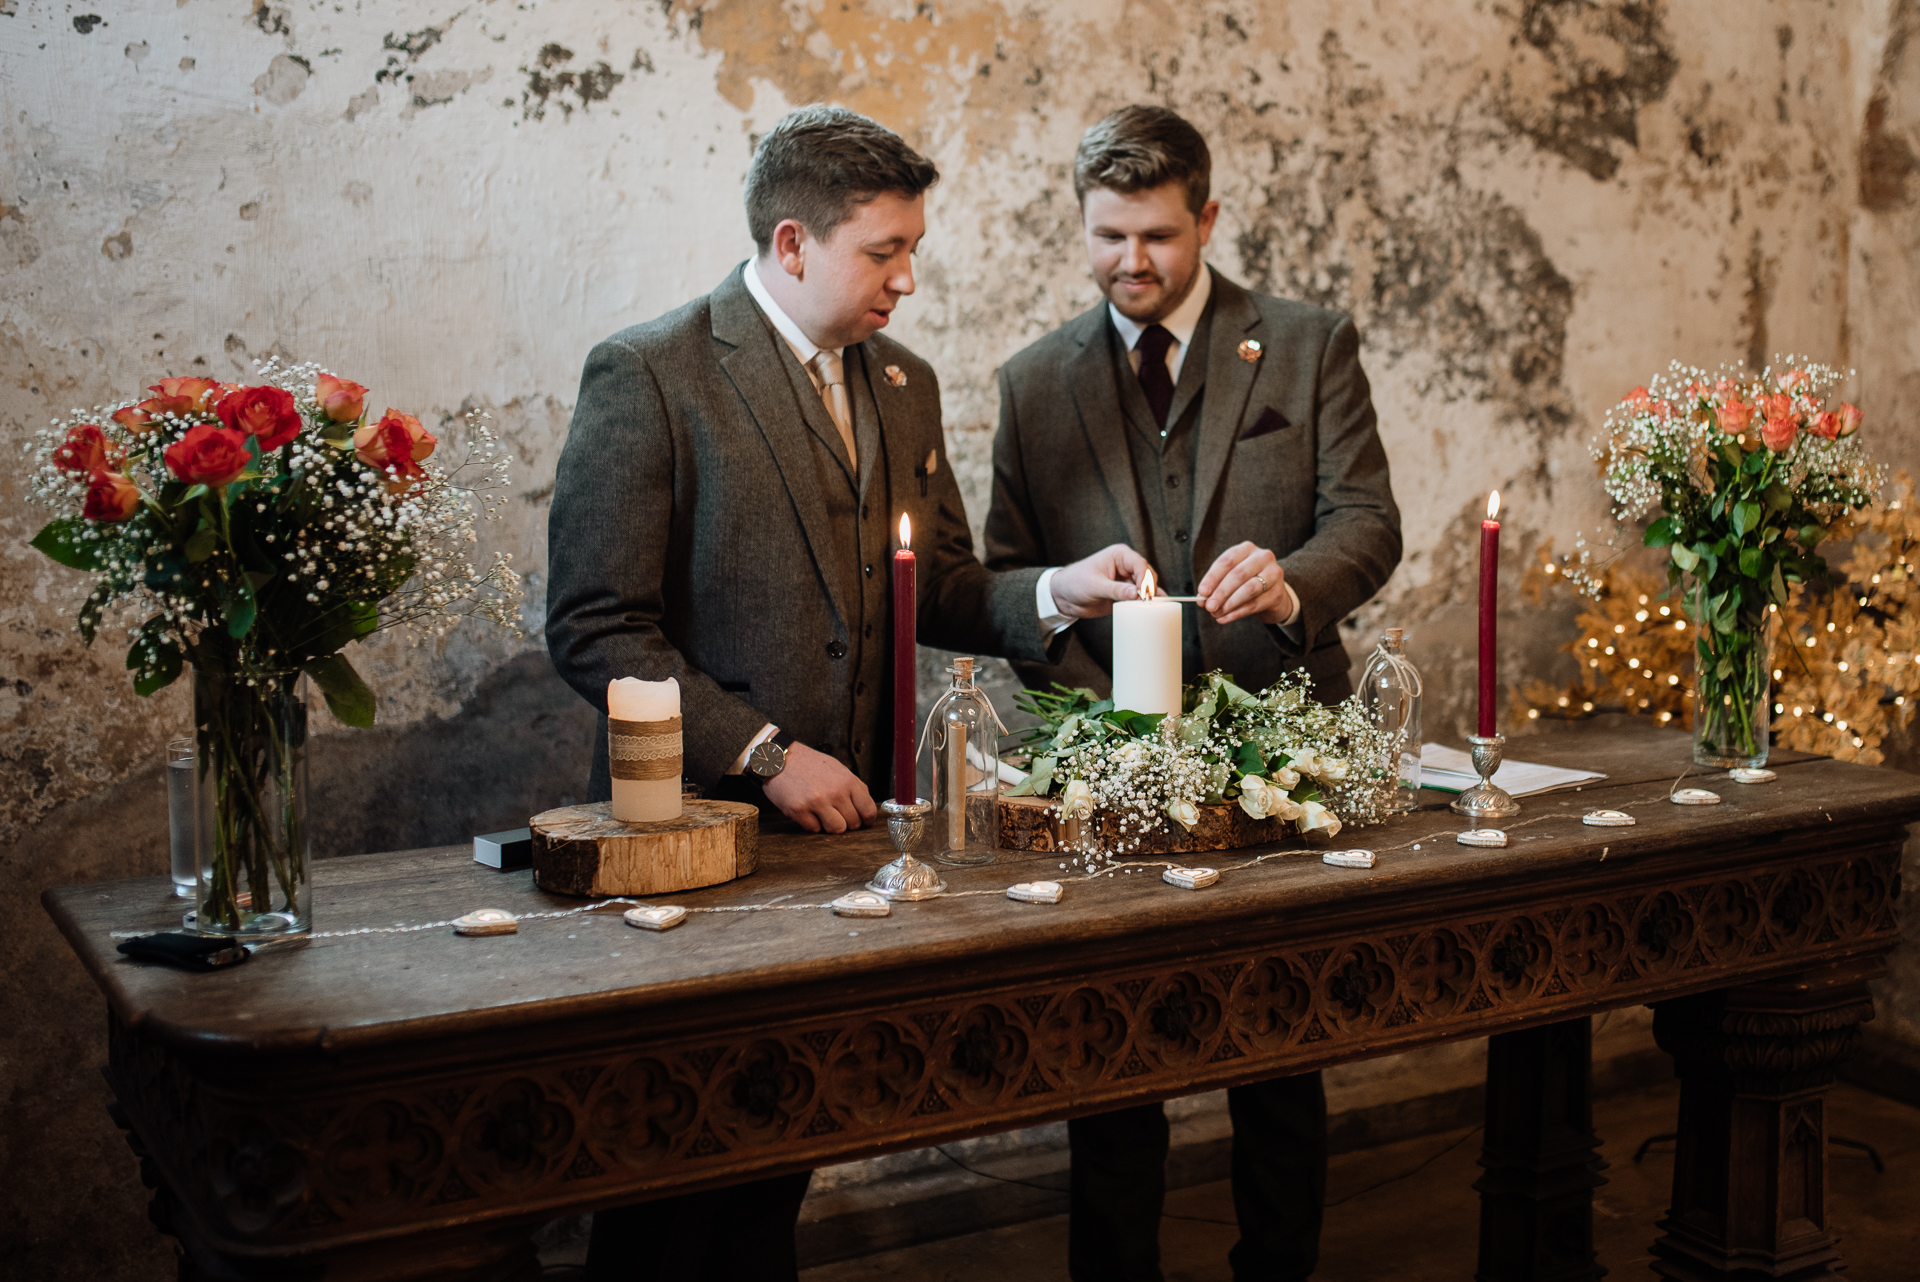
[531,798,760,896]
[987,791,1293,855]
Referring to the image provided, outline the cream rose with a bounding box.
[1269,793,1304,822]
[1268,764,1301,790]
[1289,749,1323,778]
[1298,800,1343,838]
[1317,757,1350,783]
[1167,798,1199,829]
[1238,774,1277,819]
[1061,778,1095,821]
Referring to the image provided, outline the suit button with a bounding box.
[827,640,848,659]
[864,564,873,577]
[862,504,870,520]
[1174,529,1189,543]
[855,740,865,754]
[1167,475,1180,488]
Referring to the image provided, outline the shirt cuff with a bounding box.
[1036,566,1074,636]
[727,723,778,775]
[1280,580,1302,627]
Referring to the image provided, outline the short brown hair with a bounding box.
[1072,106,1211,214]
[743,106,939,253]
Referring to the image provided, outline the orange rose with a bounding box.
[352,410,437,492]
[1779,368,1810,393]
[1837,403,1863,437]
[110,403,157,435]
[1715,399,1754,434]
[51,424,123,475]
[1759,392,1794,422]
[82,470,142,521]
[314,372,369,423]
[144,377,226,416]
[215,385,303,451]
[1809,410,1841,439]
[164,422,253,487]
[1760,414,1798,452]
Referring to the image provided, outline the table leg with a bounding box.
[1649,962,1877,1280]
[1474,1016,1608,1282]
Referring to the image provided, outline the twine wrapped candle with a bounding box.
[608,677,681,823]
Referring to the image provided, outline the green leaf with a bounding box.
[1799,525,1825,547]
[1732,501,1761,537]
[1670,543,1700,572]
[1234,740,1265,776]
[1763,482,1792,513]
[221,575,258,639]
[76,581,112,646]
[1771,564,1789,606]
[30,519,104,571]
[179,483,209,503]
[184,525,219,563]
[127,619,182,697]
[1643,516,1677,548]
[304,653,377,727]
[1738,547,1764,578]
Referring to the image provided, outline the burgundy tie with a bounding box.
[1135,324,1175,431]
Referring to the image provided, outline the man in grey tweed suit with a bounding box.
[546,106,1145,1280]
[986,107,1402,1281]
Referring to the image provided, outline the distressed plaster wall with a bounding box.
[3,0,1918,1275]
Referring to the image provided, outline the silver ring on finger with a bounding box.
[1254,573,1269,593]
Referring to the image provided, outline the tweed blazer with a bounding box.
[985,268,1401,700]
[547,265,1049,793]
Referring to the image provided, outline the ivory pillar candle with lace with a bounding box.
[608,677,681,823]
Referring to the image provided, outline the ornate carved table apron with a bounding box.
[43,724,1919,1281]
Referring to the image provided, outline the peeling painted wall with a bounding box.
[4,0,1919,1274]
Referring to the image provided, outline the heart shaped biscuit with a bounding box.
[1671,788,1722,806]
[624,905,688,931]
[1162,866,1219,890]
[453,908,518,936]
[1322,849,1376,869]
[833,891,893,918]
[1456,829,1508,848]
[1582,809,1635,827]
[1006,880,1063,904]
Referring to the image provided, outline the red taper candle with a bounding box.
[1478,491,1501,737]
[893,513,917,803]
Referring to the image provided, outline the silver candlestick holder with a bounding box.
[868,798,946,900]
[1449,733,1521,821]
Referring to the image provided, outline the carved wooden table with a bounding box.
[44,723,1918,1281]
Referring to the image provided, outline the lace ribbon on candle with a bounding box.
[609,715,683,781]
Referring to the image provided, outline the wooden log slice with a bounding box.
[989,791,1293,856]
[530,799,759,897]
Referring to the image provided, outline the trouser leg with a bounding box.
[1226,1071,1328,1282]
[584,1170,814,1282]
[1069,1102,1170,1282]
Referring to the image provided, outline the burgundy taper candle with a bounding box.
[1478,491,1501,737]
[893,513,917,803]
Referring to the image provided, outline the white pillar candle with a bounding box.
[1111,591,1182,717]
[608,677,682,823]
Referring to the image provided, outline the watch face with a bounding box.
[749,741,787,778]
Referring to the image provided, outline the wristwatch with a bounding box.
[747,729,799,781]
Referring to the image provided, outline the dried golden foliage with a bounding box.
[1518,473,1920,764]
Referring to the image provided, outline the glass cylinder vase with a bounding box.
[1360,628,1423,813]
[927,657,1000,867]
[194,665,311,939]
[1691,606,1775,769]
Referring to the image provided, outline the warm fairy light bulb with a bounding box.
[1487,490,1501,521]
[899,512,912,549]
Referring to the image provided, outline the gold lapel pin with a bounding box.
[884,364,908,387]
[1237,339,1263,363]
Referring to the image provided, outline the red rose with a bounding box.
[144,377,226,416]
[52,424,123,475]
[314,372,369,423]
[82,470,141,521]
[352,410,437,492]
[164,422,253,487]
[216,385,303,451]
[110,403,157,435]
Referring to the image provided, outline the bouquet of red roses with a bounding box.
[29,360,519,935]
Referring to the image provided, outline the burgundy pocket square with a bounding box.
[1241,408,1292,440]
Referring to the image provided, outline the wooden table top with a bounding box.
[44,721,1920,1065]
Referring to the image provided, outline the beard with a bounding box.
[1104,259,1201,323]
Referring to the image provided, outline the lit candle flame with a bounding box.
[899,512,912,550]
[1486,490,1501,522]
[1140,567,1157,600]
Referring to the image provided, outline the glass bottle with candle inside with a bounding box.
[926,656,1000,866]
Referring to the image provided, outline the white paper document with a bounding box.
[1417,743,1608,797]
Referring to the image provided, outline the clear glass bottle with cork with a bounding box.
[1361,628,1424,813]
[925,656,1001,866]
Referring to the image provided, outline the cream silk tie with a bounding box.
[809,350,858,470]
